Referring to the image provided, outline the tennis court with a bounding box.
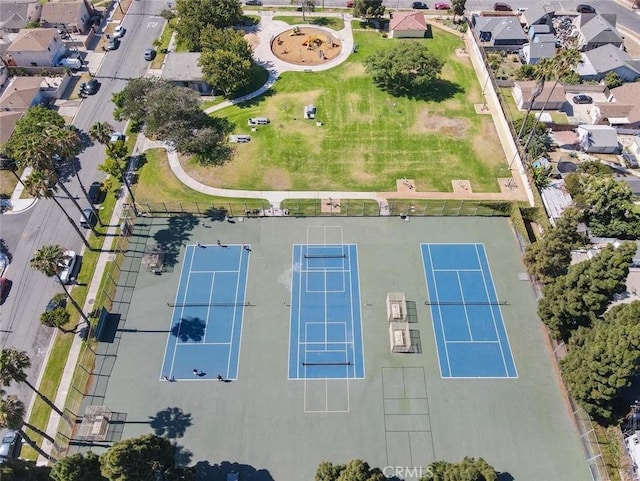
[160,243,250,380]
[288,243,364,379]
[421,243,517,378]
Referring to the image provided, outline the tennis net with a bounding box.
[167,302,253,308]
[302,361,352,366]
[424,300,508,306]
[304,254,346,259]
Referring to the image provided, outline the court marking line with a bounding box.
[476,244,518,378]
[232,245,251,380]
[445,340,501,344]
[425,245,452,377]
[188,269,241,274]
[160,245,193,378]
[456,271,474,341]
[225,251,245,379]
[175,341,233,346]
[432,268,483,272]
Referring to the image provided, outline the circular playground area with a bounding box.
[271,26,342,65]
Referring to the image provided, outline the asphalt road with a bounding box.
[0,0,637,416]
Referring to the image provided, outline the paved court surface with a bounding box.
[80,216,592,481]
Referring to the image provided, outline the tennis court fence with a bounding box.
[137,200,514,218]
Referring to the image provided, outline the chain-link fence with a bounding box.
[52,206,137,459]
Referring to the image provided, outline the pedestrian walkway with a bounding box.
[1,167,37,214]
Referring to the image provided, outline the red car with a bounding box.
[434,2,450,9]
[346,0,354,6]
[0,278,11,305]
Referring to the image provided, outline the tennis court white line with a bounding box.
[432,268,482,272]
[456,271,474,342]
[300,341,355,346]
[426,245,453,377]
[188,269,242,274]
[445,340,501,344]
[175,341,233,346]
[476,244,517,377]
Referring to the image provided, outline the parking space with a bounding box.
[562,91,610,124]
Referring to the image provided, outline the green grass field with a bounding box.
[200,29,507,192]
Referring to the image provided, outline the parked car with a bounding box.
[0,252,8,275]
[245,0,262,4]
[434,2,450,9]
[576,4,596,13]
[80,208,98,229]
[144,48,156,61]
[113,25,126,38]
[87,181,105,204]
[106,37,119,51]
[412,1,429,8]
[572,94,593,104]
[84,78,100,95]
[110,132,125,143]
[346,0,353,6]
[493,2,512,11]
[58,251,79,284]
[0,431,21,464]
[45,294,67,312]
[296,3,315,10]
[622,152,639,169]
[0,278,11,305]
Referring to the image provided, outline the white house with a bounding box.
[576,44,640,82]
[4,28,67,67]
[577,125,620,154]
[40,0,92,33]
[512,81,566,110]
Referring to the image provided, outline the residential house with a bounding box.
[528,24,552,38]
[0,76,46,111]
[0,110,23,145]
[472,15,527,50]
[574,13,624,51]
[576,44,640,82]
[520,6,553,31]
[161,53,212,95]
[609,83,640,129]
[388,12,427,38]
[4,28,67,67]
[0,0,42,34]
[541,179,572,225]
[512,81,566,110]
[577,124,620,153]
[40,0,92,33]
[589,103,634,127]
[520,33,556,64]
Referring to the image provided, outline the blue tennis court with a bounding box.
[421,243,517,379]
[160,244,250,380]
[288,244,364,380]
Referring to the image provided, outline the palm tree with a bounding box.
[30,245,90,326]
[0,349,63,416]
[90,122,138,215]
[0,390,54,460]
[23,170,96,251]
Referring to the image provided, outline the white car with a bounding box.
[58,251,79,284]
[113,25,126,38]
[110,132,125,143]
[0,253,8,276]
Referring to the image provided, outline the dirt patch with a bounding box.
[263,167,292,190]
[245,32,260,50]
[271,27,342,65]
[341,63,366,78]
[471,118,505,167]
[411,109,470,135]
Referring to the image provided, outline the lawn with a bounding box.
[273,16,345,30]
[196,29,507,192]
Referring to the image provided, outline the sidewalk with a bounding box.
[2,167,38,215]
[35,135,147,464]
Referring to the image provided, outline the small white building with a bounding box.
[577,125,620,154]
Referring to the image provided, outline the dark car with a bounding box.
[493,2,512,11]
[0,278,10,306]
[572,94,593,104]
[87,181,105,204]
[412,1,429,8]
[0,431,21,464]
[45,294,67,312]
[245,0,262,4]
[144,48,157,61]
[296,3,315,10]
[84,78,99,95]
[576,4,596,13]
[79,208,98,229]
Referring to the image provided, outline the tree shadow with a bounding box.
[153,213,200,268]
[171,317,206,342]
[148,406,193,440]
[388,78,464,102]
[203,206,229,222]
[235,89,274,110]
[497,473,514,481]
[194,460,274,481]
